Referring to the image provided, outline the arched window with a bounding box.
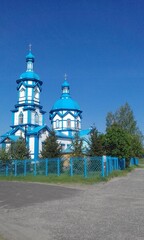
[76,120,80,129]
[67,119,71,128]
[19,112,23,124]
[20,88,25,98]
[56,119,59,128]
[34,88,39,100]
[35,112,39,124]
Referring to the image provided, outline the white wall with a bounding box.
[14,108,28,125]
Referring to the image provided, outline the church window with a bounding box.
[67,119,71,128]
[61,144,65,150]
[19,112,23,124]
[63,87,68,93]
[76,120,80,129]
[35,112,39,124]
[34,88,39,99]
[56,119,59,128]
[20,88,25,98]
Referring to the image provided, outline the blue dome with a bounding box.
[52,97,81,111]
[26,52,35,62]
[62,80,70,88]
[20,71,40,80]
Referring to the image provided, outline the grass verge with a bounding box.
[0,235,6,240]
[0,166,137,185]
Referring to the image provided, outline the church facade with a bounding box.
[0,49,90,159]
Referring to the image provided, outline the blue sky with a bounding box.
[0,0,144,135]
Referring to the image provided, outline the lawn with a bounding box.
[0,235,6,240]
[0,167,135,185]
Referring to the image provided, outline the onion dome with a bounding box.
[50,78,81,112]
[19,46,40,81]
[26,52,35,62]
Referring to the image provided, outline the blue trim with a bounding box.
[12,112,14,125]
[32,87,34,102]
[26,87,28,104]
[70,158,73,176]
[28,110,31,124]
[34,135,39,159]
[57,158,60,176]
[16,78,43,85]
[42,114,44,125]
[45,159,48,176]
[14,160,17,176]
[24,160,27,176]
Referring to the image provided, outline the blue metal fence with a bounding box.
[0,156,139,178]
[130,157,139,166]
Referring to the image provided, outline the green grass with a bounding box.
[0,167,136,185]
[0,235,6,240]
[138,158,144,165]
[0,174,106,184]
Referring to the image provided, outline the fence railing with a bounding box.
[0,156,139,178]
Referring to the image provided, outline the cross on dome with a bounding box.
[29,43,32,52]
[64,73,68,80]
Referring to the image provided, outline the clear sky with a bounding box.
[0,0,144,135]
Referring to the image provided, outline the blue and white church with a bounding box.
[0,49,90,159]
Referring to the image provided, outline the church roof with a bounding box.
[79,129,91,137]
[20,71,40,80]
[26,52,35,62]
[28,125,50,135]
[50,79,81,112]
[18,49,40,81]
[51,97,81,111]
[61,80,70,88]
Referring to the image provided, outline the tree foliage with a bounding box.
[9,138,31,160]
[105,124,132,159]
[0,148,10,162]
[71,132,84,157]
[105,123,143,167]
[106,102,140,135]
[105,103,143,166]
[88,127,105,156]
[41,130,62,158]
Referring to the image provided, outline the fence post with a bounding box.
[57,158,60,176]
[34,160,36,176]
[84,157,87,178]
[114,158,116,170]
[105,156,108,176]
[110,157,112,173]
[70,158,73,176]
[45,158,48,176]
[123,158,126,169]
[14,160,17,177]
[116,158,118,170]
[24,160,27,176]
[101,157,105,177]
[6,163,8,176]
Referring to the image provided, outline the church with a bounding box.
[0,48,90,159]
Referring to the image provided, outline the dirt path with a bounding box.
[0,169,144,240]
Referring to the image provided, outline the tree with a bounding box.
[106,102,140,135]
[105,103,144,166]
[131,134,143,158]
[105,123,144,167]
[105,124,132,166]
[9,138,31,160]
[0,148,10,162]
[71,132,84,157]
[87,127,105,156]
[41,130,61,158]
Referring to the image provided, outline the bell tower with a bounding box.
[11,46,46,131]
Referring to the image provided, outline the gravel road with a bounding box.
[0,168,144,240]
